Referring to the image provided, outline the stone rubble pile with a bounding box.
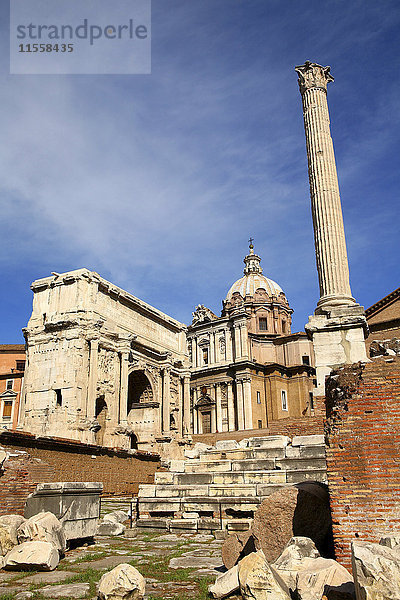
[211,533,400,600]
[137,434,327,531]
[97,510,129,537]
[97,563,146,600]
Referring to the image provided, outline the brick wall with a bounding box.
[325,356,400,571]
[0,431,161,515]
[193,415,323,445]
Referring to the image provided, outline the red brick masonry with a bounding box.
[0,430,161,515]
[325,356,400,571]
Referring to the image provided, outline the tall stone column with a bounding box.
[295,61,368,395]
[162,367,171,434]
[215,383,223,432]
[240,321,249,360]
[183,375,191,435]
[242,376,253,430]
[119,351,129,424]
[87,338,99,419]
[227,382,236,431]
[234,325,242,361]
[236,380,245,430]
[193,387,199,434]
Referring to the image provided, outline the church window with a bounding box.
[257,391,261,404]
[281,390,288,411]
[16,360,25,371]
[302,355,310,365]
[282,320,287,334]
[202,348,209,365]
[258,419,262,429]
[55,389,63,407]
[2,401,13,420]
[259,318,268,331]
[6,380,13,390]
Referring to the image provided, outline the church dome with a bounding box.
[225,242,285,302]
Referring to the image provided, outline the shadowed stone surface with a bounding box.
[40,583,90,598]
[253,485,332,562]
[222,531,256,569]
[352,541,400,600]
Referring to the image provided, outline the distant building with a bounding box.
[188,243,315,434]
[365,287,400,357]
[0,344,26,430]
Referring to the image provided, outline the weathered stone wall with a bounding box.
[325,357,400,571]
[0,430,161,515]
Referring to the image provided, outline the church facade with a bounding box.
[19,244,316,454]
[188,242,315,434]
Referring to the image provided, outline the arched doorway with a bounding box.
[130,433,138,450]
[127,370,154,413]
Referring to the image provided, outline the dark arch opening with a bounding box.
[130,433,138,450]
[127,370,153,412]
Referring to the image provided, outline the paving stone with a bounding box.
[39,582,90,598]
[21,570,77,584]
[73,554,137,570]
[169,554,222,569]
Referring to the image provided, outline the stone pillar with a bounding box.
[193,387,198,434]
[234,325,242,361]
[119,351,129,424]
[215,383,223,432]
[226,329,233,363]
[191,338,196,367]
[240,321,249,360]
[87,339,99,418]
[162,367,171,434]
[227,382,236,431]
[236,380,245,430]
[242,376,253,430]
[295,61,368,394]
[183,375,191,435]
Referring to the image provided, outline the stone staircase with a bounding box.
[137,434,327,532]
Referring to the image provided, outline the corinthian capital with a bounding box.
[295,61,334,95]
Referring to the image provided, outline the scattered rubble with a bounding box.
[352,540,400,600]
[17,511,66,554]
[3,540,60,571]
[97,563,146,600]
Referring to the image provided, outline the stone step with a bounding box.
[175,470,286,486]
[179,455,326,476]
[198,447,286,462]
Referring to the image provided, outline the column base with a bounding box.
[306,304,369,397]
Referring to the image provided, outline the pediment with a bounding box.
[0,390,17,399]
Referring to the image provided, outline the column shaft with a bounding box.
[183,376,191,435]
[236,380,245,430]
[227,383,236,431]
[162,368,171,434]
[215,384,223,432]
[296,62,354,309]
[119,352,129,424]
[87,339,98,418]
[243,378,253,430]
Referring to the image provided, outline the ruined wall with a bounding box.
[325,357,400,571]
[0,431,161,515]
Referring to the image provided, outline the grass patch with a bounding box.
[71,551,108,563]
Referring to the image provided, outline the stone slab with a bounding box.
[292,435,325,447]
[39,583,90,598]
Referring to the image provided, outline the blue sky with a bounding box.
[1,0,399,341]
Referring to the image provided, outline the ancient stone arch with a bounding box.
[127,370,154,412]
